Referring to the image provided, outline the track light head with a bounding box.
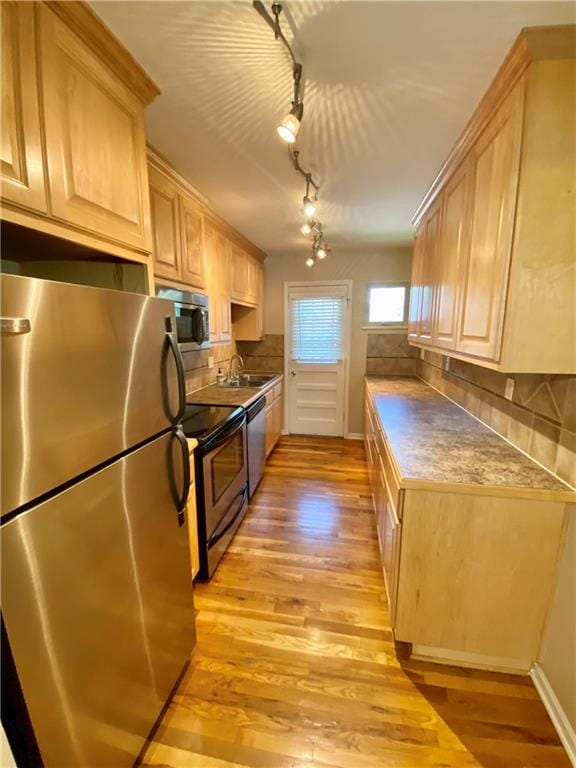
[303,195,316,218]
[277,101,303,144]
[301,219,317,236]
[305,256,315,268]
[316,245,327,259]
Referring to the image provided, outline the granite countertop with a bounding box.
[187,373,283,409]
[365,376,573,498]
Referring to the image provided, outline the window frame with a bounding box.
[364,282,410,329]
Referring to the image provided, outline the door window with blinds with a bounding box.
[289,287,347,363]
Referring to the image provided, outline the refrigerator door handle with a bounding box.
[1,317,31,335]
[164,329,186,426]
[172,428,190,527]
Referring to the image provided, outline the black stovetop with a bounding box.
[181,403,244,443]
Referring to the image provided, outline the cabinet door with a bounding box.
[434,161,472,349]
[457,85,523,361]
[272,396,282,445]
[264,403,274,457]
[382,484,401,625]
[203,223,220,343]
[39,6,151,251]
[1,2,47,213]
[180,195,206,290]
[216,233,231,342]
[408,226,426,340]
[418,200,442,342]
[230,245,248,302]
[245,256,260,306]
[149,167,181,283]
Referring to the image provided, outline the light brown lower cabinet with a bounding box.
[364,390,568,673]
[265,382,282,457]
[187,440,200,581]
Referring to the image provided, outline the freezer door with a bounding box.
[1,274,184,517]
[1,432,195,768]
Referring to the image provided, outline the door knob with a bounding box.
[290,371,296,377]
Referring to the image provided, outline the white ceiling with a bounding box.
[92,1,574,257]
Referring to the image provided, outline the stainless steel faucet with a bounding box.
[228,354,244,381]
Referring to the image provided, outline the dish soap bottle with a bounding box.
[216,367,226,386]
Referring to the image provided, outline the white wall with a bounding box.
[264,246,412,434]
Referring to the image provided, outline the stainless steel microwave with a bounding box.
[155,285,210,351]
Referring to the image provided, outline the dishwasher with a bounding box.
[246,396,267,498]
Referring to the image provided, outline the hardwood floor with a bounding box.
[141,435,570,768]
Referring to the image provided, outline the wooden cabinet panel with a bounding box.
[149,167,180,282]
[39,6,151,251]
[434,161,472,349]
[407,226,425,341]
[216,232,231,342]
[1,2,47,213]
[180,196,206,290]
[395,489,565,664]
[418,201,442,342]
[381,475,401,625]
[456,85,523,361]
[204,222,220,343]
[230,244,250,303]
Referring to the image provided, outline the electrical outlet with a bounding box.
[208,356,214,369]
[505,378,515,401]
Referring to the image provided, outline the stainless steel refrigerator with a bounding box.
[1,274,195,767]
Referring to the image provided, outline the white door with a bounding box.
[285,282,351,436]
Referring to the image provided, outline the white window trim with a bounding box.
[363,281,410,331]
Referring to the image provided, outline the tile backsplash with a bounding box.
[365,332,419,376]
[417,350,576,488]
[183,341,238,394]
[236,334,284,373]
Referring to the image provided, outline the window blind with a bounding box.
[289,294,345,363]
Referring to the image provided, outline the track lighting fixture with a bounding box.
[253,3,305,143]
[302,195,316,218]
[254,2,333,268]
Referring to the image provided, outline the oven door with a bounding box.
[202,420,248,540]
[175,303,209,351]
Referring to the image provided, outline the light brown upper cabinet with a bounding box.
[148,153,207,291]
[433,159,473,350]
[1,2,47,214]
[0,2,159,262]
[149,165,181,283]
[203,219,231,344]
[180,196,206,289]
[409,26,576,373]
[230,244,261,307]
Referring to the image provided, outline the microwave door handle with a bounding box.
[172,428,190,527]
[165,330,186,425]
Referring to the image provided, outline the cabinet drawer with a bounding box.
[376,429,401,516]
[273,382,282,400]
[265,389,274,407]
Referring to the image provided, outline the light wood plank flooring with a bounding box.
[141,435,569,768]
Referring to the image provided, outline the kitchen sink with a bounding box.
[220,374,276,388]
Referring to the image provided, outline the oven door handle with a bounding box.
[202,413,246,454]
[173,428,190,527]
[207,484,248,549]
[165,330,186,425]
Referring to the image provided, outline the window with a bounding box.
[289,292,346,363]
[367,284,408,325]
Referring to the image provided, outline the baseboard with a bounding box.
[410,644,529,674]
[345,432,363,440]
[531,663,576,766]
